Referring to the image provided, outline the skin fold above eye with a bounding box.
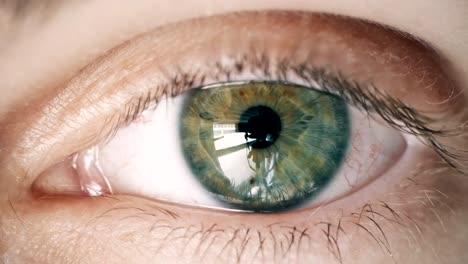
[0,10,467,264]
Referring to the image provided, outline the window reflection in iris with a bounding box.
[181,81,350,211]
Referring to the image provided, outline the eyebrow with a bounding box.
[0,0,64,21]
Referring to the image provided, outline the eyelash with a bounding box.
[100,52,462,173]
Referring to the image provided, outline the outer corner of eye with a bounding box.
[34,80,409,214]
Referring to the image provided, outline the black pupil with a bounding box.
[237,105,282,149]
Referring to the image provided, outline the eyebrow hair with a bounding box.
[0,0,64,21]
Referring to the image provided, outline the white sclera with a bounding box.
[99,94,406,209]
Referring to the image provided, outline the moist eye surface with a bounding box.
[180,81,350,211]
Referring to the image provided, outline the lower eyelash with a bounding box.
[80,165,452,264]
[103,53,466,175]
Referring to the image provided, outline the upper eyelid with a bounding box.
[107,56,461,171]
[4,11,466,185]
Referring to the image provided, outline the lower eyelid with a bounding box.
[9,154,466,263]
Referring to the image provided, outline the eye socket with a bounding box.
[29,11,460,216]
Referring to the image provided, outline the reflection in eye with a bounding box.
[181,81,351,211]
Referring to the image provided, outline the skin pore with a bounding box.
[1,1,468,263]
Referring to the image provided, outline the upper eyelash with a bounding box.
[101,52,465,174]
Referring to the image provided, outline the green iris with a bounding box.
[180,82,350,211]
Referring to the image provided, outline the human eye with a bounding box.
[4,10,468,264]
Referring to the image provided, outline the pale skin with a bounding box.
[1,1,468,263]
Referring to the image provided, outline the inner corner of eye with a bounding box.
[34,81,407,213]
